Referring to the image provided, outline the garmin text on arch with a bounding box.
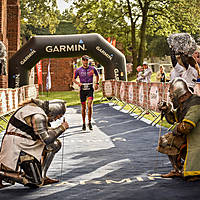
[20,50,36,65]
[96,46,113,60]
[45,44,87,53]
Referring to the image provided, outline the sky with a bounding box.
[57,0,72,13]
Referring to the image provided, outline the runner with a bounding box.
[72,55,99,131]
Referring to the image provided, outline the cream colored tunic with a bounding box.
[0,105,46,171]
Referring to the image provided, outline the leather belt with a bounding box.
[6,132,32,140]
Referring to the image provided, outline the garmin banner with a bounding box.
[8,33,127,88]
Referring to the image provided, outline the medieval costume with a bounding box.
[0,99,69,188]
[158,78,200,181]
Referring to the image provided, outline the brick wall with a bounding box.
[0,0,8,44]
[35,57,75,92]
[0,0,8,88]
[0,0,20,88]
[7,0,20,59]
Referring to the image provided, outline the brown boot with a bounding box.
[161,170,182,178]
[43,177,59,186]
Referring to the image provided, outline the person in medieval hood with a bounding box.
[0,98,69,188]
[157,77,200,181]
[168,33,199,92]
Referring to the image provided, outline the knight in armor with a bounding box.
[0,99,69,188]
[157,77,200,181]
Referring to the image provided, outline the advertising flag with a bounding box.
[46,60,51,91]
[107,37,116,47]
[36,60,43,85]
[112,39,116,47]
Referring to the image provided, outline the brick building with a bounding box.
[0,0,20,88]
[36,58,75,92]
[0,0,75,91]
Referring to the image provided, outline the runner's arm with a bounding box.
[94,68,100,89]
[72,70,82,87]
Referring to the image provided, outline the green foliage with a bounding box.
[147,0,200,36]
[68,0,200,72]
[69,0,130,55]
[20,0,61,41]
[146,36,170,58]
[55,21,77,35]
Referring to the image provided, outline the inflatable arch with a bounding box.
[8,33,127,88]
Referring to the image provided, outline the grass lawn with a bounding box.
[38,90,106,106]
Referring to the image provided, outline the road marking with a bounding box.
[53,174,170,188]
[98,120,109,123]
[106,178,132,184]
[136,177,144,181]
[148,176,155,180]
[80,180,87,185]
[112,137,126,142]
[56,181,76,187]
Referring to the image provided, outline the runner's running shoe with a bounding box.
[82,124,86,131]
[88,122,93,130]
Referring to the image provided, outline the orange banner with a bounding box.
[36,60,43,85]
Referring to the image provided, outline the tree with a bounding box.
[20,0,61,43]
[65,0,200,76]
[146,36,170,58]
[126,0,200,72]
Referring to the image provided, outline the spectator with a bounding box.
[156,65,166,82]
[192,46,200,82]
[141,61,152,83]
[193,46,200,66]
[136,65,144,82]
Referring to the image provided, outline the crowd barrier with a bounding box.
[0,84,39,130]
[102,80,200,127]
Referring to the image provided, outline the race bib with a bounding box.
[81,83,93,90]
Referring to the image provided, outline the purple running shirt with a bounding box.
[74,66,98,83]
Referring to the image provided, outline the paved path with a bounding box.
[0,103,199,200]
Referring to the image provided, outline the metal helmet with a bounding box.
[48,99,66,118]
[169,77,190,108]
[32,99,66,120]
